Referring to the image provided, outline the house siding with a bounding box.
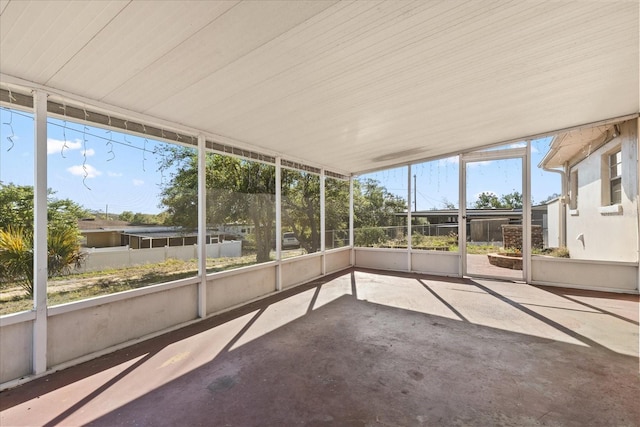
[566,119,638,262]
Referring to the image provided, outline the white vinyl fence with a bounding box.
[77,241,242,273]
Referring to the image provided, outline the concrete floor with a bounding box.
[1,269,638,426]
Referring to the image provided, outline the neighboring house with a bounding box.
[543,197,562,249]
[78,219,223,249]
[409,208,547,245]
[540,119,638,262]
[213,223,255,239]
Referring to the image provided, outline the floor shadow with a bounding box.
[470,280,617,353]
[0,269,349,411]
[306,283,323,314]
[42,352,156,427]
[350,270,358,299]
[82,295,640,427]
[417,279,469,322]
[3,268,638,427]
[537,285,639,326]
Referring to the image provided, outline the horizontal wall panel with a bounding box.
[355,249,408,272]
[47,284,198,367]
[411,251,460,276]
[206,265,277,314]
[531,257,638,292]
[0,320,33,384]
[325,249,351,274]
[281,256,323,289]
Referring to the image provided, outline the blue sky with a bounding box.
[1,107,186,215]
[1,106,559,215]
[359,138,559,210]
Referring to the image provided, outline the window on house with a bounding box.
[570,169,578,210]
[609,149,622,205]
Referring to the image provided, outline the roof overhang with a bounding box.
[539,115,637,170]
[1,1,638,174]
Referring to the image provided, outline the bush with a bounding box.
[532,246,570,258]
[355,227,388,247]
[0,226,84,296]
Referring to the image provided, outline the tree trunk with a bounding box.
[252,195,273,263]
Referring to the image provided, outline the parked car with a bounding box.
[282,232,300,249]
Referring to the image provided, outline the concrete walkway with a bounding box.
[1,269,638,426]
[466,253,522,280]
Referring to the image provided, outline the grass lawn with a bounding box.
[0,255,271,316]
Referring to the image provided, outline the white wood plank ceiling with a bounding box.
[1,0,638,174]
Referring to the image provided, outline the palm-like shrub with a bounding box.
[0,227,34,295]
[0,226,84,296]
[47,227,84,278]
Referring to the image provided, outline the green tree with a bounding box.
[500,191,523,209]
[282,170,320,253]
[353,178,407,229]
[325,178,351,247]
[160,151,276,263]
[119,211,134,222]
[473,192,502,209]
[131,212,164,225]
[441,198,457,209]
[158,149,404,258]
[0,183,34,230]
[351,178,407,247]
[0,183,88,295]
[0,183,88,231]
[473,191,523,209]
[0,226,84,296]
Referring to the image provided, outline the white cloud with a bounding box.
[82,148,95,157]
[48,138,81,155]
[108,171,123,177]
[509,142,539,153]
[438,156,459,166]
[132,179,144,186]
[436,157,492,167]
[467,160,493,168]
[67,164,101,178]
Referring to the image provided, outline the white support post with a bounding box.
[197,135,207,318]
[349,176,354,266]
[320,169,326,275]
[407,165,412,272]
[523,142,532,283]
[275,157,282,291]
[637,119,640,292]
[32,90,48,374]
[458,155,466,277]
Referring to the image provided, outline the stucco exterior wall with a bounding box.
[566,120,638,262]
[546,199,561,248]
